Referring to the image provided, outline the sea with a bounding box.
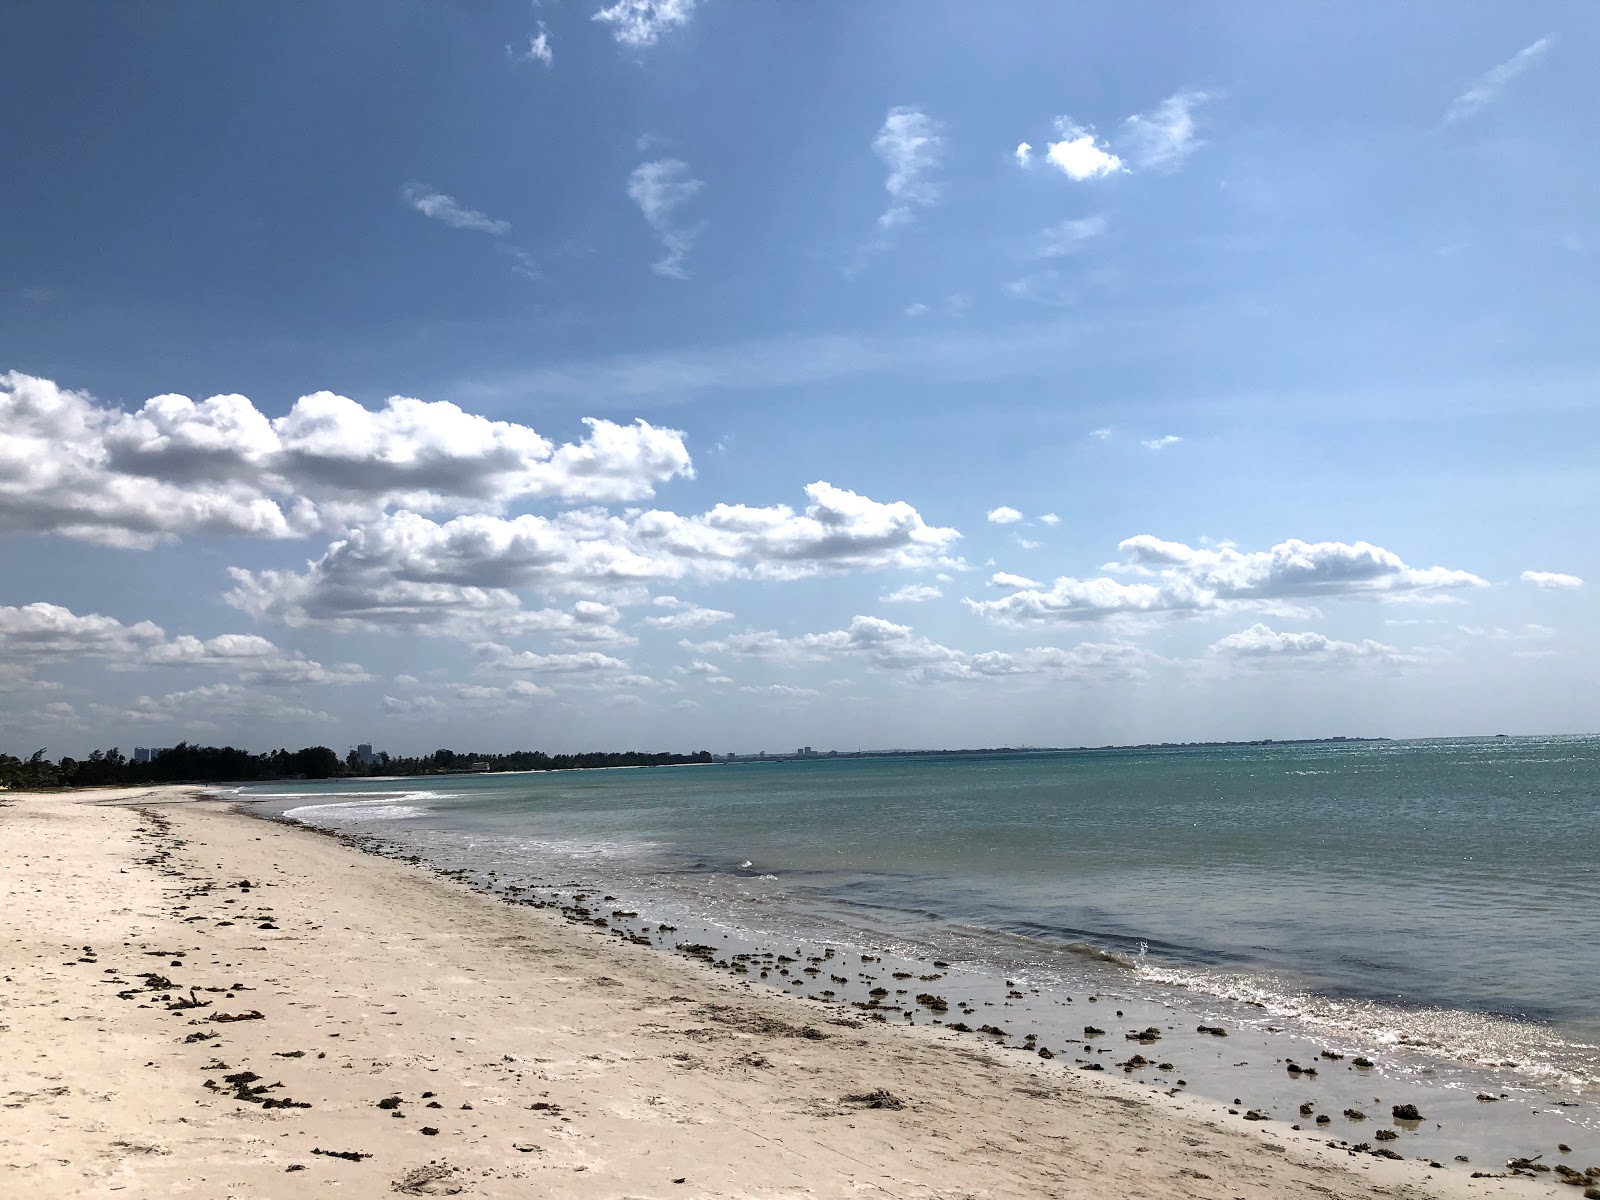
[236,734,1600,1171]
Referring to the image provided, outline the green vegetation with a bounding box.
[0,743,715,790]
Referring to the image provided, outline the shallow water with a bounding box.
[240,735,1600,1170]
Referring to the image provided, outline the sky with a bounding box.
[2,1,1596,757]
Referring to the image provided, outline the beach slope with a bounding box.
[0,789,1539,1198]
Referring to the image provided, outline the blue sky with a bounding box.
[2,1,1595,756]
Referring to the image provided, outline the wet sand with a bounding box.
[0,786,1567,1198]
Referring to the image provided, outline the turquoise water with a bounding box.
[242,735,1600,1107]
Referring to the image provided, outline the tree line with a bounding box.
[0,743,715,790]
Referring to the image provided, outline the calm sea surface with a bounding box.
[241,734,1600,1135]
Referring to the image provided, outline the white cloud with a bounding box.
[969,535,1488,626]
[627,158,704,279]
[1024,92,1212,183]
[987,505,1023,525]
[642,596,735,629]
[990,571,1042,589]
[1446,36,1555,122]
[380,693,448,717]
[874,107,944,230]
[96,682,333,728]
[675,658,730,684]
[880,584,943,604]
[904,302,930,318]
[400,183,511,235]
[472,641,631,677]
[1044,121,1123,181]
[0,373,692,547]
[0,601,165,660]
[738,683,821,699]
[143,633,371,685]
[227,482,959,633]
[1089,427,1113,440]
[1012,536,1040,551]
[1014,142,1032,167]
[508,22,554,66]
[1454,623,1555,642]
[0,601,368,686]
[1039,513,1061,526]
[701,614,1157,685]
[1141,434,1182,451]
[1521,569,1583,590]
[1211,623,1416,666]
[679,629,814,663]
[592,0,697,49]
[453,679,555,702]
[1120,91,1212,171]
[1037,214,1109,257]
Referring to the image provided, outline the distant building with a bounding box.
[133,747,170,765]
[468,761,491,773]
[355,743,375,766]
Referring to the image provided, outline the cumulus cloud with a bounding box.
[641,596,735,629]
[0,601,368,686]
[227,481,959,633]
[880,584,943,604]
[593,0,697,49]
[697,614,1155,685]
[1141,434,1182,451]
[1447,36,1555,122]
[968,535,1488,626]
[472,641,631,676]
[400,183,511,235]
[1120,91,1212,171]
[380,693,448,717]
[675,659,732,685]
[874,107,944,229]
[990,571,1042,589]
[1022,91,1212,182]
[1521,569,1583,590]
[96,682,333,728]
[1039,513,1061,526]
[627,159,704,279]
[986,505,1023,525]
[1044,120,1123,181]
[0,373,693,546]
[1211,623,1417,666]
[0,373,314,547]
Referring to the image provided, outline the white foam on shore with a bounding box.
[1135,960,1600,1091]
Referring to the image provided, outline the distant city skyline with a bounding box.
[1,3,1595,756]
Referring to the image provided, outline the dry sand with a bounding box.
[0,787,1559,1198]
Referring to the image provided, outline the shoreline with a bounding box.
[1,786,1567,1198]
[253,785,1600,1176]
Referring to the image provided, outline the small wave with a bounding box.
[255,789,456,804]
[1063,940,1137,968]
[285,802,423,823]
